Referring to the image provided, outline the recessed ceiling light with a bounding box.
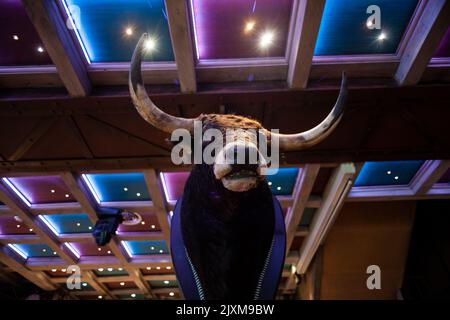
[276,186,281,191]
[29,228,33,232]
[98,248,102,251]
[88,226,92,230]
[166,266,171,270]
[16,224,21,228]
[37,46,44,53]
[150,246,155,250]
[107,268,113,272]
[51,269,57,272]
[125,27,133,36]
[131,293,136,298]
[123,187,128,192]
[50,189,55,193]
[259,30,275,49]
[82,282,88,287]
[120,282,125,286]
[141,221,145,225]
[156,266,161,270]
[378,33,386,41]
[268,181,272,186]
[13,35,19,41]
[394,176,399,180]
[163,280,169,284]
[65,194,70,198]
[144,37,157,52]
[42,249,47,252]
[151,225,156,229]
[118,268,123,271]
[244,20,255,33]
[98,295,103,299]
[107,250,111,254]
[366,20,373,28]
[169,292,174,297]
[98,268,104,272]
[159,250,163,253]
[387,171,392,175]
[76,222,81,227]
[61,269,67,272]
[136,193,141,197]
[53,251,57,255]
[146,267,152,270]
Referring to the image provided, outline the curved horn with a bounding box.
[129,33,195,133]
[266,72,348,151]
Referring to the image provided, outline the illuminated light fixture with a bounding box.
[131,293,136,298]
[166,266,171,270]
[65,194,70,198]
[141,221,145,225]
[50,189,55,193]
[169,211,174,218]
[107,250,111,254]
[378,33,387,41]
[125,27,133,36]
[64,243,80,259]
[29,228,33,232]
[136,193,141,197]
[169,292,175,297]
[88,226,92,230]
[13,35,19,40]
[16,224,21,228]
[291,265,297,274]
[267,181,272,186]
[61,269,67,272]
[163,280,169,285]
[118,268,123,271]
[276,186,281,191]
[98,268,104,272]
[366,20,373,28]
[53,251,57,255]
[123,187,128,192]
[156,266,161,270]
[82,282,88,287]
[146,267,152,270]
[122,241,133,258]
[244,20,256,33]
[144,37,157,52]
[387,171,392,175]
[151,225,156,229]
[107,268,113,272]
[98,248,102,251]
[38,215,60,236]
[8,244,27,259]
[2,178,31,207]
[150,246,155,250]
[42,248,47,253]
[259,30,275,49]
[81,174,102,204]
[159,249,163,254]
[37,46,44,53]
[120,282,125,286]
[51,269,57,272]
[98,295,103,299]
[76,222,81,227]
[394,176,399,180]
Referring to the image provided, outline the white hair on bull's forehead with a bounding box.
[224,127,260,144]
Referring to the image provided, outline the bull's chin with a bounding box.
[221,176,258,192]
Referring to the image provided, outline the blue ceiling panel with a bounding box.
[355,160,425,187]
[9,243,58,258]
[265,168,300,196]
[62,0,174,63]
[83,173,150,202]
[315,0,419,55]
[41,214,93,234]
[123,240,168,256]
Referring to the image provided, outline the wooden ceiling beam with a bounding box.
[287,0,326,89]
[21,0,91,97]
[165,0,197,93]
[296,163,355,274]
[395,0,450,86]
[411,160,450,195]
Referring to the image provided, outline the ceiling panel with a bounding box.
[117,213,160,232]
[9,243,58,258]
[83,173,151,203]
[265,168,300,196]
[314,0,419,56]
[141,266,173,275]
[95,267,128,276]
[40,214,93,235]
[354,160,425,187]
[160,172,190,202]
[67,241,113,257]
[4,176,76,205]
[0,0,52,66]
[148,279,178,288]
[62,0,174,63]
[122,240,168,256]
[437,168,450,183]
[0,216,34,235]
[191,0,293,60]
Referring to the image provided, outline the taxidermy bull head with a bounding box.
[130,34,347,299]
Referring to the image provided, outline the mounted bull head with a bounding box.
[129,34,347,299]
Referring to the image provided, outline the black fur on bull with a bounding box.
[129,34,347,299]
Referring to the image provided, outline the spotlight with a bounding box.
[244,20,255,33]
[366,20,373,28]
[37,46,44,53]
[13,35,19,41]
[378,33,386,41]
[169,292,175,297]
[259,31,275,49]
[125,27,133,36]
[144,37,157,52]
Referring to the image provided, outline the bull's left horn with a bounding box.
[265,72,348,151]
[129,33,195,133]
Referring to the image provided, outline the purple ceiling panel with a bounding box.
[438,168,450,183]
[434,27,450,58]
[68,241,113,257]
[6,176,76,205]
[161,172,190,202]
[117,213,161,232]
[0,216,34,235]
[0,0,52,66]
[191,0,293,60]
